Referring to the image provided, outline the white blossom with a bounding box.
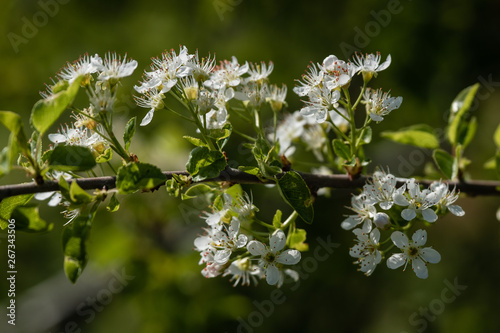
[387,230,441,279]
[349,228,382,276]
[363,88,402,122]
[247,229,301,286]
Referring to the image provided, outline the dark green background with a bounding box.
[1,0,500,332]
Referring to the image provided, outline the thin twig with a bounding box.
[0,167,499,201]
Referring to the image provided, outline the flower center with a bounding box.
[264,252,276,263]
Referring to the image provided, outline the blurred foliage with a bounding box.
[1,0,500,332]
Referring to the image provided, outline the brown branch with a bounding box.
[0,167,499,201]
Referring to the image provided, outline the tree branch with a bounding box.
[1,167,499,201]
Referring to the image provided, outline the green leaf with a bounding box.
[96,147,113,163]
[332,139,351,160]
[381,124,439,149]
[70,181,93,205]
[11,205,53,233]
[31,76,83,135]
[0,111,28,152]
[106,193,120,212]
[211,123,232,149]
[186,146,227,182]
[433,149,458,180]
[272,209,282,228]
[0,111,30,176]
[0,194,33,229]
[462,116,477,149]
[182,183,214,200]
[448,83,480,146]
[48,145,96,172]
[62,214,92,283]
[183,136,209,148]
[116,162,167,194]
[288,228,309,251]
[494,123,500,148]
[277,171,314,224]
[123,117,136,151]
[238,166,262,176]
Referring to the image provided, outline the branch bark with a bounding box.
[1,167,499,201]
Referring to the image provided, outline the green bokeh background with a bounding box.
[1,0,500,332]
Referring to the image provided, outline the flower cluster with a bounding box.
[134,46,288,127]
[193,191,301,287]
[293,52,399,124]
[273,108,348,161]
[344,169,464,278]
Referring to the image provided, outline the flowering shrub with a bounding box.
[0,46,499,286]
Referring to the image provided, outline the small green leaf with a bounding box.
[106,193,120,212]
[62,214,92,283]
[183,136,209,148]
[272,209,282,228]
[123,117,136,151]
[96,147,113,163]
[494,123,500,148]
[186,146,227,182]
[31,76,83,135]
[116,162,167,194]
[11,205,53,233]
[0,111,28,152]
[288,228,309,251]
[211,123,232,149]
[332,139,351,160]
[182,184,214,200]
[70,181,93,205]
[48,145,96,171]
[238,166,262,176]
[433,149,458,180]
[277,171,314,224]
[448,83,480,146]
[462,116,477,149]
[0,194,34,229]
[381,124,439,149]
[0,111,30,176]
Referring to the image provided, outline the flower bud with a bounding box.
[373,212,390,230]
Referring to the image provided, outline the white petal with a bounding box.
[34,191,54,201]
[379,201,393,210]
[270,230,286,253]
[276,249,301,265]
[412,258,428,279]
[421,208,438,223]
[265,265,280,285]
[376,54,391,71]
[247,241,267,256]
[47,193,62,207]
[48,133,67,144]
[194,236,210,251]
[369,113,384,122]
[401,208,416,221]
[393,193,409,206]
[386,253,406,269]
[140,109,155,126]
[420,247,441,264]
[370,228,380,244]
[449,205,465,216]
[341,216,359,230]
[214,249,231,265]
[391,231,409,249]
[412,229,427,246]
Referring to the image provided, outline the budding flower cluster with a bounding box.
[344,169,464,278]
